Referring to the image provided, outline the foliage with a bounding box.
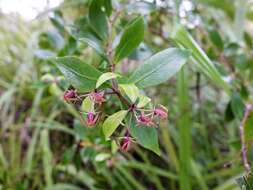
[1,0,253,189]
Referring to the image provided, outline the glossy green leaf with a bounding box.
[54,56,101,92]
[78,37,106,58]
[119,84,139,103]
[130,124,160,155]
[88,0,108,40]
[102,110,128,139]
[96,72,121,88]
[171,25,231,94]
[137,94,151,108]
[128,48,190,89]
[114,16,145,63]
[68,20,106,58]
[50,10,65,33]
[244,111,253,143]
[81,96,94,113]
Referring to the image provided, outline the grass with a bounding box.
[0,1,251,189]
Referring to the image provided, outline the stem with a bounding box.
[239,104,252,173]
[105,11,131,108]
[111,87,131,107]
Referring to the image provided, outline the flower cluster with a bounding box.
[135,106,168,127]
[63,88,168,152]
[63,90,105,127]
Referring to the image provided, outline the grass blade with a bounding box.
[171,25,231,94]
[177,68,191,190]
[40,129,53,187]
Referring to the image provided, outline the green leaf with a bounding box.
[244,111,253,143]
[68,20,107,58]
[102,110,128,139]
[119,84,139,103]
[137,94,151,108]
[54,56,101,91]
[89,0,108,40]
[104,0,113,16]
[81,96,94,113]
[231,92,245,119]
[96,72,121,88]
[130,124,160,155]
[171,25,231,94]
[196,0,235,18]
[236,174,253,190]
[225,101,235,122]
[78,37,106,58]
[128,48,190,89]
[209,30,223,50]
[114,16,145,63]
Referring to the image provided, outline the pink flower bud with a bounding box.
[120,136,131,152]
[154,106,168,119]
[86,112,97,127]
[137,112,154,126]
[90,91,105,105]
[63,89,77,102]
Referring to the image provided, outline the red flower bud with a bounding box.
[63,89,77,102]
[137,112,154,126]
[154,106,168,119]
[120,136,131,152]
[86,112,98,127]
[90,91,105,105]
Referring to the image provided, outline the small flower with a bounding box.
[86,112,98,127]
[63,89,77,102]
[137,112,154,126]
[120,136,131,152]
[90,91,105,105]
[154,106,168,119]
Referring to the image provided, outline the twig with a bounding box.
[111,87,131,107]
[239,104,253,173]
[105,11,131,108]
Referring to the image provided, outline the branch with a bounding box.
[239,104,253,173]
[111,87,131,107]
[105,11,131,108]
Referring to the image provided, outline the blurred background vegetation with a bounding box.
[1,0,253,189]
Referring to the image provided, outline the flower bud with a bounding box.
[63,89,77,102]
[86,112,97,127]
[154,106,168,119]
[120,136,131,152]
[137,112,154,126]
[90,91,105,105]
